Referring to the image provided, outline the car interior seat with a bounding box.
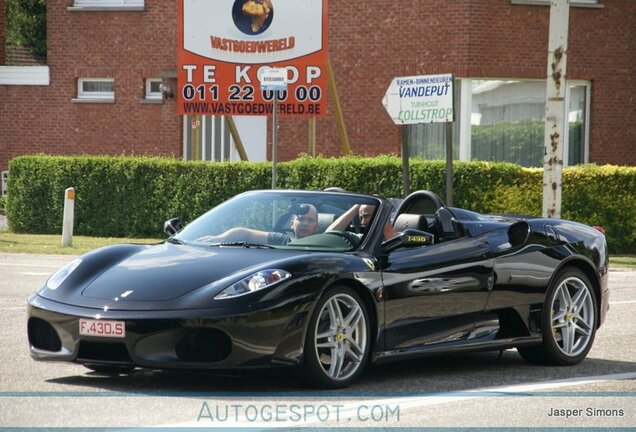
[317,213,337,233]
[393,190,446,230]
[392,213,430,232]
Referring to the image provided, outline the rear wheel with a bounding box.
[302,286,371,388]
[518,267,597,365]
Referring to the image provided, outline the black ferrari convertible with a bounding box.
[27,189,609,388]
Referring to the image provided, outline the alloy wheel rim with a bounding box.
[550,276,594,357]
[314,293,367,381]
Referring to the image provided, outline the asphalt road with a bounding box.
[0,252,634,428]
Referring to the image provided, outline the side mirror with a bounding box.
[163,218,182,236]
[381,229,434,253]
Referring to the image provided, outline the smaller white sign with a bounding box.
[259,67,288,91]
[382,73,454,125]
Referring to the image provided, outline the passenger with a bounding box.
[358,204,375,229]
[327,204,396,240]
[197,204,319,246]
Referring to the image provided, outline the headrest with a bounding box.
[317,213,336,232]
[393,213,429,232]
[436,207,460,238]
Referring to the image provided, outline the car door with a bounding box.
[380,235,493,353]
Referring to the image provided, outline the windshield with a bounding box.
[174,191,383,251]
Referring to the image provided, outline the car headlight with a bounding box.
[46,258,82,290]
[214,269,291,300]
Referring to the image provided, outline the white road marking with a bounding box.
[305,372,636,423]
[0,263,61,268]
[610,300,636,305]
[19,272,52,276]
[0,307,27,311]
[158,372,636,428]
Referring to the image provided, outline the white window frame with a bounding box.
[145,78,162,101]
[510,0,603,8]
[76,78,114,101]
[72,0,144,8]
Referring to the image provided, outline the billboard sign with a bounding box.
[177,0,328,117]
[382,74,454,124]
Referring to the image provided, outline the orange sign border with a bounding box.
[177,0,328,117]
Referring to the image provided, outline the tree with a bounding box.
[6,0,46,59]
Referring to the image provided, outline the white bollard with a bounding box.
[62,187,75,247]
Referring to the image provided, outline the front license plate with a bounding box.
[79,319,125,338]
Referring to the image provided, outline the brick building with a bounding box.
[1,0,634,188]
[0,0,5,65]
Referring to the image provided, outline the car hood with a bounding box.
[39,242,310,310]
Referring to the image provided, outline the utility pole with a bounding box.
[543,0,570,218]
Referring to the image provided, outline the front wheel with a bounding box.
[302,286,371,388]
[518,267,597,365]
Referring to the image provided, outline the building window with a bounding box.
[510,0,602,7]
[407,79,590,167]
[145,79,162,100]
[5,0,47,64]
[73,0,144,7]
[183,116,266,162]
[77,78,114,100]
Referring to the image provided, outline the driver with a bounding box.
[269,204,319,245]
[196,204,319,246]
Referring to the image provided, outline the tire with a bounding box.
[518,267,597,366]
[302,286,371,388]
[84,365,135,374]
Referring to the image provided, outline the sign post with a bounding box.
[260,67,288,189]
[400,126,410,196]
[62,187,75,247]
[445,122,453,206]
[383,74,454,198]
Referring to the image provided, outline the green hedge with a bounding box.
[6,155,636,252]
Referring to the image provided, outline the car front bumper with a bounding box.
[27,294,314,371]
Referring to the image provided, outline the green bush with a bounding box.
[6,155,636,252]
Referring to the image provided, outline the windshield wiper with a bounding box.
[212,242,275,249]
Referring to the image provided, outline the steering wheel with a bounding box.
[324,231,360,248]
